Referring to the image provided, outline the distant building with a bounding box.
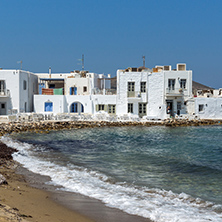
[1,63,221,120]
[0,69,38,115]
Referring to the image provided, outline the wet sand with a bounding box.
[0,142,152,222]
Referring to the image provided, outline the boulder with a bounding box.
[0,174,8,185]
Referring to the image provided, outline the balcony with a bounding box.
[0,89,10,97]
[165,88,184,97]
[92,88,116,95]
[127,91,143,99]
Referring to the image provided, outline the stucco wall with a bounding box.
[34,95,64,114]
[0,70,37,114]
[147,72,166,119]
[195,97,222,119]
[34,94,117,115]
[116,70,148,115]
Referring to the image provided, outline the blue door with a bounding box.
[70,103,78,113]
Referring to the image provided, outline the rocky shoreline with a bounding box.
[0,119,221,137]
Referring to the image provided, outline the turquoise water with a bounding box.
[3,125,222,222]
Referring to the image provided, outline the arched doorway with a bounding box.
[70,102,84,114]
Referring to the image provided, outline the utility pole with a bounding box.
[142,56,145,67]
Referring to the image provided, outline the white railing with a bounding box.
[127,91,141,98]
[92,88,116,95]
[165,88,184,95]
[0,89,10,97]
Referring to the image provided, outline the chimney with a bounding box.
[49,67,51,78]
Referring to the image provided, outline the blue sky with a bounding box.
[0,0,222,88]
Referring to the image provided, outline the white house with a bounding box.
[33,63,193,120]
[34,70,115,114]
[0,69,38,115]
[194,88,222,119]
[116,64,192,119]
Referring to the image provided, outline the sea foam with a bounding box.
[1,136,222,222]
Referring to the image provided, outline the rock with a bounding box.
[0,174,8,185]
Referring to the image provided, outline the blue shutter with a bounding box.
[74,87,77,95]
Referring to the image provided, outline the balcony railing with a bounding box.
[165,88,184,95]
[0,89,10,97]
[92,88,117,95]
[127,91,141,98]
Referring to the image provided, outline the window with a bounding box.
[49,84,55,88]
[45,102,53,112]
[0,80,5,93]
[23,80,27,90]
[177,102,182,110]
[99,104,105,111]
[128,82,135,97]
[168,79,175,90]
[199,104,204,112]
[140,82,146,93]
[1,104,5,109]
[108,105,116,114]
[128,82,135,92]
[70,87,77,95]
[83,86,87,92]
[128,103,133,113]
[180,79,186,89]
[139,103,147,117]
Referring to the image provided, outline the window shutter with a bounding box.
[104,105,108,112]
[96,104,99,112]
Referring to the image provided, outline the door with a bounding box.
[0,103,6,115]
[138,103,147,118]
[177,102,181,115]
[166,100,173,116]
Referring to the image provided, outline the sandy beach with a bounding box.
[0,141,152,222]
[0,142,94,222]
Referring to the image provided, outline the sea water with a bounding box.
[1,125,222,222]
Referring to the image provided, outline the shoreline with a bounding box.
[1,120,222,222]
[0,142,94,222]
[0,119,222,137]
[0,142,152,222]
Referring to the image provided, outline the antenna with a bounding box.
[77,54,85,71]
[142,56,145,67]
[17,60,23,70]
[82,54,84,71]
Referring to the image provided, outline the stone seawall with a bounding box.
[0,119,222,136]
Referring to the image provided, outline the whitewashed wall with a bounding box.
[34,94,117,115]
[116,70,148,115]
[147,72,166,119]
[0,70,38,114]
[65,78,91,95]
[195,97,222,119]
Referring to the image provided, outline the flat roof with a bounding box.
[40,78,64,81]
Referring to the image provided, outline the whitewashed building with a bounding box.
[34,70,115,115]
[117,64,192,119]
[0,69,38,115]
[33,63,193,120]
[194,88,222,119]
